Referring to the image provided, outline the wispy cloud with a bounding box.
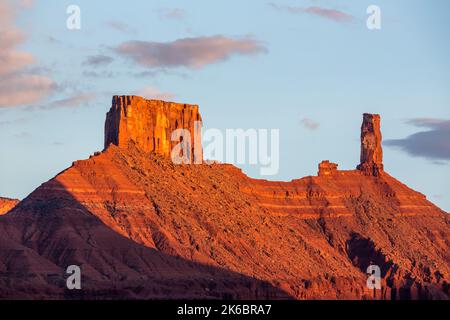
[105,21,135,34]
[0,1,55,108]
[385,118,450,161]
[115,35,267,69]
[300,118,320,131]
[40,93,96,110]
[159,8,186,20]
[134,86,175,101]
[82,70,117,78]
[82,54,114,67]
[269,3,354,23]
[0,74,55,106]
[18,0,33,9]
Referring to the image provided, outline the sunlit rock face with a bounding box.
[104,95,203,163]
[0,108,448,300]
[0,197,19,215]
[357,113,384,176]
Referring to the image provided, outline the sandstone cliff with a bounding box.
[0,197,19,215]
[357,113,384,176]
[0,99,448,300]
[104,96,203,163]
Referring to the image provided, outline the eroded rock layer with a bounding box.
[0,143,447,299]
[104,96,203,163]
[242,169,441,219]
[0,101,448,300]
[0,197,19,215]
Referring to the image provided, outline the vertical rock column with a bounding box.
[357,113,383,176]
[104,95,203,163]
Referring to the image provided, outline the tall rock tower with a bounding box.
[104,95,203,163]
[356,113,383,176]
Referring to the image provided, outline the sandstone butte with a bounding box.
[0,95,448,300]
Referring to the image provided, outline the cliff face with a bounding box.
[0,197,19,215]
[104,96,203,163]
[357,113,384,176]
[0,100,448,300]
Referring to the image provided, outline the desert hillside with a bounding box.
[0,97,448,299]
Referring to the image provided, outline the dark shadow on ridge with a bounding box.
[0,180,294,300]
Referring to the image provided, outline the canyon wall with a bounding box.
[104,95,203,163]
[0,102,447,300]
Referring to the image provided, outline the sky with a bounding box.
[0,0,449,211]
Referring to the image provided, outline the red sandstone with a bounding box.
[0,97,448,300]
[0,197,19,215]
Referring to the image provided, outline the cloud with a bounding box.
[300,118,319,130]
[82,70,116,78]
[0,1,55,108]
[130,70,160,78]
[106,21,134,34]
[134,86,175,101]
[0,5,33,77]
[46,36,60,44]
[159,8,186,20]
[384,118,450,161]
[0,74,55,106]
[14,132,31,139]
[18,0,33,9]
[269,3,354,23]
[115,35,267,69]
[0,50,34,75]
[0,1,14,25]
[40,93,96,109]
[82,54,114,67]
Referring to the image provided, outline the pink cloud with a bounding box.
[115,35,267,69]
[300,118,320,131]
[0,0,55,107]
[0,1,14,25]
[304,6,354,23]
[19,0,34,9]
[0,51,34,76]
[134,86,176,101]
[269,3,354,23]
[0,74,55,106]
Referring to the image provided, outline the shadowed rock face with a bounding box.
[0,101,448,300]
[0,178,290,300]
[357,113,384,176]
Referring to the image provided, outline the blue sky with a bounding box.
[0,0,449,211]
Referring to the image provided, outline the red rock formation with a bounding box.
[105,95,203,163]
[0,101,448,300]
[318,160,338,176]
[357,113,384,176]
[0,197,19,215]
